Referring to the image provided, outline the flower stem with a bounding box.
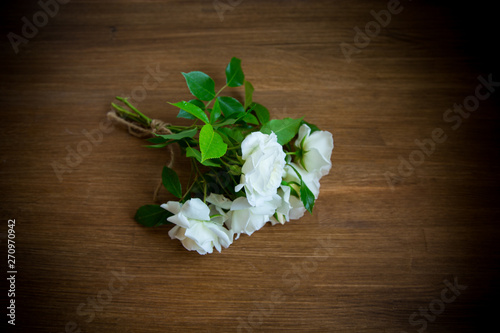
[115,97,152,126]
[205,84,228,111]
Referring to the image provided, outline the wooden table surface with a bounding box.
[1,1,499,332]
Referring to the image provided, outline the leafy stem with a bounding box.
[115,97,152,126]
[205,84,228,111]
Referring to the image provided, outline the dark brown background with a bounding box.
[1,0,499,332]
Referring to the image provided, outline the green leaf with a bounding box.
[252,103,270,124]
[244,81,254,109]
[242,113,259,125]
[199,124,228,162]
[260,117,303,145]
[218,96,244,118]
[186,147,221,167]
[147,136,169,144]
[213,118,238,127]
[182,71,216,101]
[177,99,205,120]
[225,57,245,87]
[156,128,197,140]
[186,147,201,159]
[177,110,196,120]
[189,99,206,109]
[216,127,231,144]
[170,101,209,124]
[300,182,315,214]
[217,127,244,143]
[134,205,173,227]
[145,128,198,147]
[162,166,182,198]
[286,163,315,214]
[210,98,222,124]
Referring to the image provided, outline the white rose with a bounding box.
[206,193,232,224]
[270,185,307,225]
[228,196,280,239]
[273,186,292,224]
[295,124,334,177]
[288,194,306,220]
[235,131,286,207]
[161,198,232,255]
[206,193,232,210]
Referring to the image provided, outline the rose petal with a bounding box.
[180,198,211,221]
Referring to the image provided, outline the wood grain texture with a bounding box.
[1,0,499,332]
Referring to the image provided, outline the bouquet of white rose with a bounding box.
[109,57,334,255]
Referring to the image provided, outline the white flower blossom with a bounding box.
[228,196,280,239]
[270,185,308,225]
[162,198,232,255]
[295,124,334,177]
[235,131,286,207]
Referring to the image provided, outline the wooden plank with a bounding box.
[1,0,499,332]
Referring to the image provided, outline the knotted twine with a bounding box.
[107,109,175,202]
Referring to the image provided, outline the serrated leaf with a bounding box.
[260,117,303,145]
[199,124,227,162]
[186,147,221,167]
[226,57,245,87]
[177,99,205,120]
[218,96,244,118]
[300,182,315,214]
[170,101,209,124]
[244,81,254,109]
[135,205,173,227]
[210,98,222,124]
[182,71,216,101]
[252,103,270,124]
[162,166,182,198]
